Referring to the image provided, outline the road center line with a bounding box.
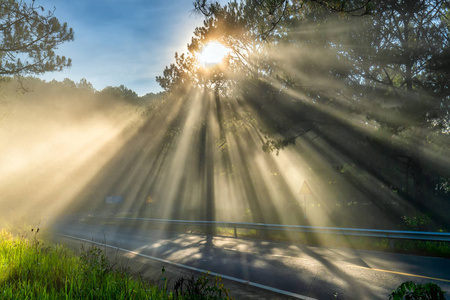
[346,264,450,283]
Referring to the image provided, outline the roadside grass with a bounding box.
[0,227,446,299]
[0,228,231,299]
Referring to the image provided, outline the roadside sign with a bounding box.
[105,196,123,204]
[299,180,312,195]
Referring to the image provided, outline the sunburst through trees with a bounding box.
[150,0,450,230]
[0,0,449,236]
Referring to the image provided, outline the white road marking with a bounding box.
[57,233,317,300]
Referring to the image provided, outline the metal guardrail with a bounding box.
[91,216,450,242]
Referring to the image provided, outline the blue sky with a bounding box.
[38,0,218,95]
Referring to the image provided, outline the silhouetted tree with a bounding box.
[156,52,198,92]
[76,78,94,91]
[193,0,373,34]
[0,0,74,75]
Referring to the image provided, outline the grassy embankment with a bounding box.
[0,228,231,299]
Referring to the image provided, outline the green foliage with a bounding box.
[0,229,234,299]
[391,240,450,257]
[240,207,254,222]
[402,214,431,231]
[434,177,450,194]
[0,229,158,299]
[0,0,74,75]
[79,244,113,281]
[389,281,446,300]
[262,135,297,155]
[173,273,231,299]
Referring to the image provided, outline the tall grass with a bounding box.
[0,229,231,299]
[1,228,445,299]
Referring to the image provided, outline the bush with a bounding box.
[389,281,446,300]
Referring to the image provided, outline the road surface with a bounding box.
[52,217,450,299]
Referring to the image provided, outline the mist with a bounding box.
[0,78,147,225]
[1,1,449,238]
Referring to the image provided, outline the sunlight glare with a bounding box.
[198,42,230,66]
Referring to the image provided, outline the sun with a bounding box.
[198,42,230,66]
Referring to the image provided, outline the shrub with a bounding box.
[389,281,446,300]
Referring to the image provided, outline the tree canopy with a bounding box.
[0,0,74,75]
[154,0,450,227]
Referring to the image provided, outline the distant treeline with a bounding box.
[0,76,163,105]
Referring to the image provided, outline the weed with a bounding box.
[173,272,232,299]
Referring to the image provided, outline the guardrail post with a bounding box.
[234,227,237,237]
[259,227,268,239]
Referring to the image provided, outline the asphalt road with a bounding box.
[52,218,450,299]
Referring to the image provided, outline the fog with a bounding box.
[1,2,450,237]
[0,78,143,225]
